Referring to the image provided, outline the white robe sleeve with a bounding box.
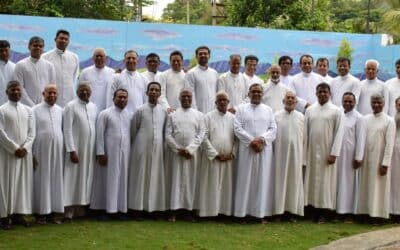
[383,85,390,114]
[21,107,35,150]
[330,111,345,157]
[234,108,254,147]
[260,110,277,145]
[95,111,107,156]
[202,117,219,160]
[13,64,35,107]
[165,115,180,153]
[303,110,309,166]
[63,105,76,152]
[156,73,170,110]
[184,73,197,110]
[382,118,396,167]
[354,116,366,161]
[0,109,20,154]
[130,108,142,145]
[186,115,206,155]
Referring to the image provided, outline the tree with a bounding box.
[161,0,212,25]
[378,0,400,42]
[337,39,354,61]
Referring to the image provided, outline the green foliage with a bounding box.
[337,39,354,61]
[161,0,211,25]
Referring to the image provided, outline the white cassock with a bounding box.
[199,110,237,217]
[289,72,324,111]
[243,73,263,86]
[330,74,361,107]
[142,70,161,83]
[357,78,389,115]
[184,65,219,113]
[280,75,293,87]
[63,99,97,207]
[0,101,35,218]
[234,103,277,218]
[32,102,64,214]
[273,109,304,216]
[13,56,56,106]
[386,77,400,117]
[391,114,400,214]
[155,69,185,110]
[336,109,364,214]
[43,48,80,107]
[165,108,205,210]
[321,74,333,84]
[0,60,15,105]
[128,103,167,212]
[357,112,395,218]
[304,101,344,209]
[262,80,291,112]
[79,65,114,111]
[90,105,132,213]
[217,71,248,109]
[111,69,147,114]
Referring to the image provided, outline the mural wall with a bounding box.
[1,14,399,80]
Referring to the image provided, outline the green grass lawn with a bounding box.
[0,218,395,250]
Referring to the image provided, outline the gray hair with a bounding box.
[370,93,384,102]
[365,59,380,69]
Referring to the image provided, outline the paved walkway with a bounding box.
[311,226,400,250]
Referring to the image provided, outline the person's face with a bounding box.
[300,56,313,73]
[125,52,138,71]
[0,46,10,62]
[113,91,128,109]
[196,48,210,66]
[229,57,241,74]
[77,85,91,103]
[6,84,22,102]
[371,98,384,114]
[170,55,183,72]
[29,41,44,59]
[316,87,331,105]
[146,56,160,73]
[365,62,378,80]
[43,86,58,106]
[396,63,400,79]
[283,92,297,111]
[316,60,329,76]
[146,83,161,104]
[396,100,400,113]
[248,85,263,105]
[93,51,106,68]
[269,66,281,82]
[337,60,350,76]
[245,59,257,76]
[180,91,192,109]
[215,95,229,113]
[279,59,292,76]
[55,33,69,51]
[342,94,356,113]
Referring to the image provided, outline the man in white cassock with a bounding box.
[0,40,15,105]
[32,84,64,224]
[304,83,344,223]
[184,46,218,113]
[129,82,168,215]
[243,55,263,86]
[289,55,324,112]
[111,50,147,114]
[42,30,79,107]
[278,56,294,87]
[199,92,237,217]
[90,89,132,220]
[0,81,35,230]
[63,81,97,221]
[391,97,400,222]
[273,92,304,220]
[217,54,248,114]
[79,48,114,111]
[166,89,205,222]
[234,83,277,223]
[336,92,364,219]
[386,59,400,117]
[141,53,161,83]
[262,64,291,112]
[13,36,56,107]
[330,57,361,107]
[156,50,185,113]
[358,59,389,115]
[357,94,395,222]
[316,58,333,84]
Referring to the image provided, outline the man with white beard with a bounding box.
[329,57,361,107]
[243,55,263,86]
[273,91,304,221]
[357,94,395,223]
[63,81,97,221]
[217,54,248,114]
[262,64,291,112]
[357,59,389,115]
[386,59,400,116]
[0,81,35,230]
[156,50,185,113]
[234,83,277,223]
[391,97,400,222]
[336,92,365,221]
[0,40,15,105]
[166,89,205,222]
[42,29,79,107]
[199,91,237,217]
[32,84,64,224]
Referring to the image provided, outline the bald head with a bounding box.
[268,64,281,82]
[93,48,106,69]
[43,84,58,106]
[283,91,297,112]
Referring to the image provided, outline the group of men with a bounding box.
[1,28,400,230]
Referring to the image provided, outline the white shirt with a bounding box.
[386,77,400,116]
[262,79,291,112]
[289,71,324,110]
[217,71,248,109]
[358,78,389,115]
[155,68,185,110]
[330,74,361,107]
[0,60,15,105]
